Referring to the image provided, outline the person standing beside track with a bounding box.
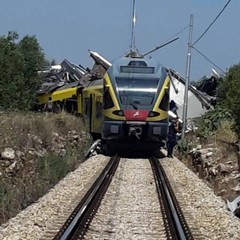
[167,116,180,158]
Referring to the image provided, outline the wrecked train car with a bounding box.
[36,59,91,113]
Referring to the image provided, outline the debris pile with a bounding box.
[35,51,109,112]
[37,59,88,95]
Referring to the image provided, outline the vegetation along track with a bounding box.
[53,156,197,240]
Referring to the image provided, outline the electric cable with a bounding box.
[192,46,226,74]
[193,0,232,46]
[114,23,188,61]
[166,25,189,42]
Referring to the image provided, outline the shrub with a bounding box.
[197,107,232,138]
[37,154,70,185]
[217,63,240,137]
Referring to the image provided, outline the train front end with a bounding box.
[102,57,170,153]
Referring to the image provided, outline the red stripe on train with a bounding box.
[123,110,149,121]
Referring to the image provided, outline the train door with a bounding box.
[83,91,102,139]
[89,94,94,133]
[90,93,99,133]
[83,94,91,133]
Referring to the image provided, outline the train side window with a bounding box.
[159,91,169,111]
[103,87,114,109]
[96,101,102,119]
[84,98,90,117]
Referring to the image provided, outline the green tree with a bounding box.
[0,32,45,110]
[0,32,25,110]
[18,35,45,108]
[217,63,240,136]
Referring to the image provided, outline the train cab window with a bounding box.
[128,61,147,67]
[116,77,158,108]
[103,87,114,109]
[159,91,169,111]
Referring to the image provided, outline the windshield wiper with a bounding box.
[131,102,138,109]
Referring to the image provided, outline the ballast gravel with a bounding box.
[0,155,109,240]
[161,157,240,240]
[0,154,240,239]
[85,158,166,240]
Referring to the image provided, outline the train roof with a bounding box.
[113,56,161,68]
[108,56,164,77]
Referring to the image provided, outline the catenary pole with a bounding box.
[130,0,136,53]
[182,14,193,139]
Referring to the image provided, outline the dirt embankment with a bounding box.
[178,133,240,203]
[0,111,89,224]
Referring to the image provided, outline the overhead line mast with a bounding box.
[182,14,194,139]
[130,0,137,54]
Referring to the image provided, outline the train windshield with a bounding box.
[116,77,158,108]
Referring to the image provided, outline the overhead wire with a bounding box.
[113,23,189,62]
[193,0,232,46]
[141,25,188,57]
[192,46,226,75]
[165,25,189,42]
[191,0,232,75]
[115,0,231,74]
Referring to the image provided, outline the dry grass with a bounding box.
[214,120,238,143]
[0,111,89,223]
[0,111,87,152]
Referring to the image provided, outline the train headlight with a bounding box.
[113,110,125,116]
[148,111,160,117]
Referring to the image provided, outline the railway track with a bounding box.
[3,153,240,239]
[150,156,194,240]
[53,154,120,239]
[52,155,196,240]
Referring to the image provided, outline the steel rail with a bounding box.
[53,155,120,240]
[150,156,194,240]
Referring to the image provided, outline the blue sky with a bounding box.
[0,0,239,80]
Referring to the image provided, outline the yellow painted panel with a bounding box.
[103,74,126,120]
[77,94,82,113]
[51,88,77,101]
[147,76,170,121]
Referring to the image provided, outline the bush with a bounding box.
[197,107,232,138]
[217,63,240,137]
[37,155,70,185]
[177,138,191,158]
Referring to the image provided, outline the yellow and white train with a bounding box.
[36,54,171,155]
